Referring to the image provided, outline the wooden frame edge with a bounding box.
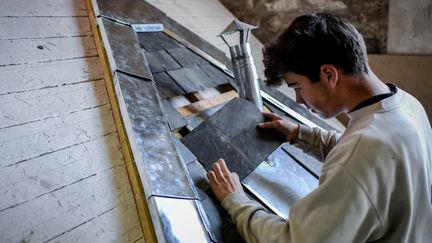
[84,1,157,242]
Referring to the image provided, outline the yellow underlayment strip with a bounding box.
[85,1,157,242]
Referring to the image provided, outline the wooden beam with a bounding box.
[177,90,238,117]
[85,1,157,242]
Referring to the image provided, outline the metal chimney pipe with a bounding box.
[219,20,263,111]
[230,43,263,111]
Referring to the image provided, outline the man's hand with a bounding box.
[259,112,300,143]
[207,159,244,203]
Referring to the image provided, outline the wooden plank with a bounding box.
[0,165,140,243]
[0,57,103,95]
[46,202,144,242]
[0,0,87,17]
[0,104,116,167]
[0,79,109,129]
[0,133,121,211]
[85,0,155,241]
[0,17,92,40]
[176,90,238,117]
[0,36,97,66]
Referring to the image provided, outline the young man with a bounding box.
[207,12,432,242]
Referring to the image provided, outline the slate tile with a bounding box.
[199,63,235,87]
[145,50,182,73]
[182,98,285,181]
[101,19,151,80]
[186,161,210,201]
[152,72,185,98]
[167,66,216,93]
[166,47,208,68]
[161,99,187,131]
[137,32,183,51]
[173,138,197,165]
[97,0,165,24]
[201,194,235,242]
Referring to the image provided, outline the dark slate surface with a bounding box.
[138,32,183,51]
[145,50,182,73]
[173,138,197,165]
[166,47,208,68]
[167,66,216,93]
[96,0,231,69]
[182,98,285,181]
[152,72,185,98]
[101,18,152,80]
[200,63,236,88]
[186,160,244,242]
[161,99,187,131]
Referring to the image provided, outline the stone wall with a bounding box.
[219,0,389,53]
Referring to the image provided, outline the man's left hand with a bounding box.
[207,159,244,202]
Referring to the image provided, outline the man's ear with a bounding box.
[320,64,338,88]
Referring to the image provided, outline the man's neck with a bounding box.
[339,70,389,112]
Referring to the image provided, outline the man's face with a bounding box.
[283,71,339,119]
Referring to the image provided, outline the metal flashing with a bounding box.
[243,147,319,219]
[115,72,195,198]
[101,18,152,80]
[132,23,164,32]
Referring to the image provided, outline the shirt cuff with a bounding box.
[221,191,250,211]
[297,125,314,144]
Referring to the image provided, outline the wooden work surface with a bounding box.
[0,0,144,242]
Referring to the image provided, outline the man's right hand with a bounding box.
[259,112,300,143]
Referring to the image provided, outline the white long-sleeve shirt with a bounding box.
[222,87,432,242]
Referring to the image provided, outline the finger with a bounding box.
[207,171,218,184]
[259,120,280,129]
[212,162,224,181]
[217,159,231,175]
[263,112,281,121]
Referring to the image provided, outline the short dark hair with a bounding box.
[263,12,368,85]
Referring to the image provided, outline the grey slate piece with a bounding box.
[152,72,185,98]
[115,72,195,198]
[161,99,187,131]
[138,32,183,51]
[186,161,210,201]
[173,138,197,165]
[166,47,208,68]
[101,18,151,80]
[97,0,165,24]
[96,0,231,73]
[167,66,216,93]
[145,50,182,73]
[185,161,243,242]
[200,63,236,88]
[182,98,285,181]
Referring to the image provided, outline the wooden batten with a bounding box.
[84,1,157,242]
